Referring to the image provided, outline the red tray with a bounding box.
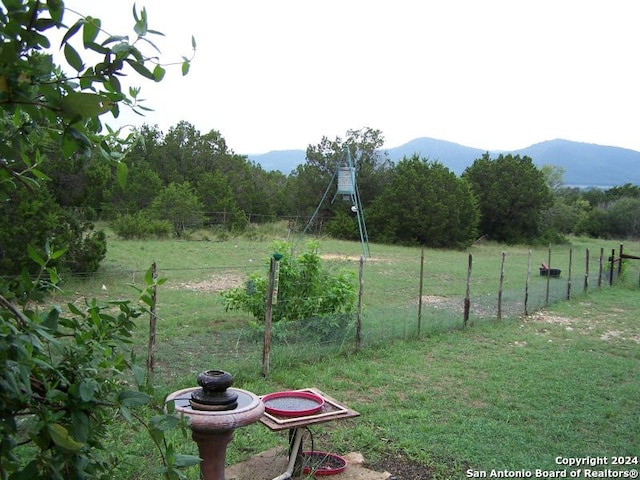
[262,391,325,417]
[301,451,347,476]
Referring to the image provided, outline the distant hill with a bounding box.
[247,149,305,173]
[247,138,640,187]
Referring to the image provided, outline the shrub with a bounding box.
[111,213,172,240]
[220,241,357,330]
[0,253,198,479]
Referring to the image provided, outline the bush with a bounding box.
[53,210,107,274]
[111,212,172,239]
[326,210,360,241]
[220,241,357,327]
[0,256,198,479]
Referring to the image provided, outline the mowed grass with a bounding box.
[52,226,640,479]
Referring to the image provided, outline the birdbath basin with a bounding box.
[165,370,265,480]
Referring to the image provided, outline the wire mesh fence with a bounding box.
[40,241,635,380]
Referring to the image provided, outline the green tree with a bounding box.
[288,127,391,235]
[605,183,640,201]
[0,183,61,274]
[540,164,566,195]
[103,163,164,215]
[463,153,553,244]
[367,155,479,248]
[196,171,248,231]
[605,197,640,238]
[150,181,206,235]
[303,127,391,206]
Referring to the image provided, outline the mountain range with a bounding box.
[247,138,640,187]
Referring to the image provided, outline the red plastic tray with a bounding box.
[262,390,325,417]
[301,451,347,476]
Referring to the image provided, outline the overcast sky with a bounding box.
[62,1,640,155]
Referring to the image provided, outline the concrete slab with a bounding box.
[226,448,392,480]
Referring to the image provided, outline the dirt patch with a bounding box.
[527,311,573,325]
[528,311,640,344]
[367,451,435,479]
[418,295,465,314]
[173,273,244,293]
[601,330,640,344]
[321,254,386,262]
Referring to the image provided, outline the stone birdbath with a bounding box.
[165,370,265,480]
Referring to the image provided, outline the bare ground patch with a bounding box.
[320,254,386,262]
[527,311,574,326]
[527,311,640,344]
[172,273,245,293]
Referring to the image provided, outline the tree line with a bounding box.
[4,119,640,276]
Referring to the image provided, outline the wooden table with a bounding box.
[259,388,359,480]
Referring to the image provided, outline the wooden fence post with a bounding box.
[417,248,425,335]
[262,257,276,377]
[146,262,158,381]
[463,253,472,327]
[545,246,552,306]
[598,247,604,288]
[497,252,505,321]
[566,248,573,300]
[609,248,615,286]
[584,248,590,294]
[524,250,531,316]
[618,243,624,279]
[356,256,364,350]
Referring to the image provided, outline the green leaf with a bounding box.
[192,35,197,49]
[40,308,60,331]
[139,294,153,307]
[61,19,83,46]
[150,414,179,431]
[103,35,129,46]
[67,302,83,316]
[47,0,64,23]
[85,41,110,55]
[34,18,56,32]
[27,244,45,267]
[118,390,151,407]
[181,61,190,76]
[60,92,113,120]
[132,364,145,387]
[50,246,68,260]
[29,168,50,182]
[63,43,84,72]
[125,59,155,80]
[153,64,165,82]
[65,127,93,154]
[82,16,101,47]
[119,405,133,423]
[79,380,98,402]
[48,423,84,451]
[106,75,122,95]
[8,459,40,480]
[116,161,128,189]
[133,7,148,36]
[144,267,154,285]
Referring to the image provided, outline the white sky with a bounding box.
[61,1,640,155]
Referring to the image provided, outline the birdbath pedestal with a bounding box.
[165,370,265,480]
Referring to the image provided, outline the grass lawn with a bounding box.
[53,228,640,479]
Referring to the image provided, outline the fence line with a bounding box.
[49,242,638,377]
